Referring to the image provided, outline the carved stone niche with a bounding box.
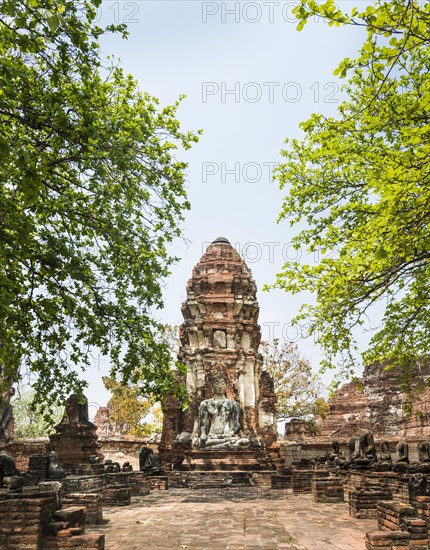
[213,330,227,349]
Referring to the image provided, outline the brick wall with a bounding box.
[5,436,158,473]
[7,439,49,470]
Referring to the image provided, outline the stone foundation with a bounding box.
[62,475,105,495]
[61,471,150,505]
[167,470,291,491]
[291,470,330,494]
[270,474,291,490]
[366,508,429,550]
[0,492,58,549]
[350,486,393,519]
[0,491,104,550]
[127,472,151,496]
[43,506,104,549]
[415,495,430,524]
[147,476,169,491]
[101,486,131,506]
[312,476,344,503]
[366,528,428,550]
[341,471,410,507]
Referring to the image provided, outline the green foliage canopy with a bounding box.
[12,388,64,438]
[0,0,199,407]
[260,339,326,420]
[102,376,162,437]
[271,0,430,379]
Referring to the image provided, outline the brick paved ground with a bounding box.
[88,489,376,550]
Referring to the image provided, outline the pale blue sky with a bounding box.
[84,0,372,413]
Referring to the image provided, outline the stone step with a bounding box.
[179,471,255,488]
[178,458,263,471]
[41,533,105,548]
[44,522,80,537]
[52,507,86,530]
[181,450,264,459]
[191,480,237,489]
[175,449,277,471]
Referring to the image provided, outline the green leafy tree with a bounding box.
[102,376,162,436]
[0,0,199,409]
[161,324,181,357]
[271,0,430,380]
[260,339,326,420]
[12,388,64,438]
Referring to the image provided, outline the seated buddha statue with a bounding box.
[375,441,392,472]
[417,441,430,473]
[392,440,409,472]
[197,371,250,450]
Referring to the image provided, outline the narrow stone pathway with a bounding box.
[88,489,376,550]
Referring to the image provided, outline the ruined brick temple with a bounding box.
[7,240,430,549]
[160,237,279,470]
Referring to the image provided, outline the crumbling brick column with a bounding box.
[291,470,330,494]
[377,501,416,531]
[312,476,344,503]
[49,394,103,470]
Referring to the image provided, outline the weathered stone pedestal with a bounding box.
[175,449,271,471]
[312,476,344,502]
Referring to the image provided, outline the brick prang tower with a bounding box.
[160,237,278,463]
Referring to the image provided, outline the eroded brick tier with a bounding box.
[49,394,103,470]
[316,361,430,441]
[160,237,278,464]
